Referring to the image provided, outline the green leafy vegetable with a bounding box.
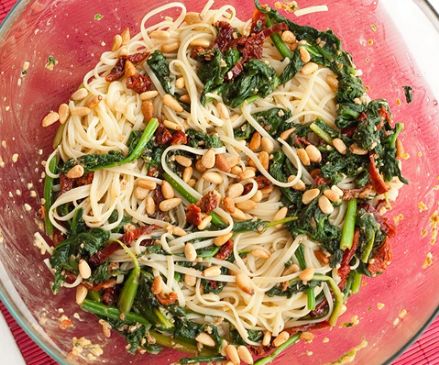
[147,51,173,94]
[252,107,292,137]
[340,199,357,250]
[254,333,301,365]
[186,129,223,148]
[403,85,413,103]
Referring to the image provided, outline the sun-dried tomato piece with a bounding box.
[369,154,389,194]
[243,183,253,195]
[251,9,266,33]
[341,125,357,137]
[52,230,65,246]
[295,136,311,147]
[378,106,392,123]
[310,169,328,186]
[122,225,157,245]
[76,172,94,186]
[152,187,165,205]
[155,124,173,145]
[170,130,188,145]
[368,237,392,275]
[147,166,159,177]
[198,191,219,213]
[102,286,119,306]
[89,242,120,267]
[215,240,234,260]
[215,21,235,52]
[338,229,360,288]
[255,176,271,190]
[88,279,118,292]
[127,51,149,64]
[156,292,178,305]
[106,57,127,82]
[60,174,74,194]
[186,204,202,226]
[362,203,396,238]
[126,73,152,94]
[309,299,329,318]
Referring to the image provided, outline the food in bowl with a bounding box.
[38,0,407,363]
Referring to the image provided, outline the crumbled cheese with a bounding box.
[38,148,43,155]
[30,190,37,198]
[306,350,314,356]
[33,232,53,255]
[8,191,13,198]
[27,182,34,190]
[418,201,428,212]
[24,203,32,212]
[399,309,408,319]
[1,140,6,148]
[376,303,385,310]
[393,318,400,326]
[0,155,4,168]
[12,153,19,163]
[422,252,433,269]
[15,189,22,196]
[100,41,106,46]
[73,312,83,321]
[322,337,330,343]
[69,337,103,361]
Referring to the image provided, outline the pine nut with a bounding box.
[203,266,222,277]
[251,248,270,259]
[162,42,179,53]
[75,285,88,305]
[121,27,131,44]
[326,75,339,91]
[70,106,91,116]
[70,88,87,101]
[331,185,344,197]
[172,226,186,236]
[66,164,84,179]
[228,183,244,198]
[175,77,185,89]
[137,179,156,190]
[184,243,197,261]
[175,155,192,167]
[319,195,334,214]
[226,345,240,365]
[58,104,70,124]
[236,200,256,211]
[146,196,156,215]
[188,179,196,187]
[249,132,261,151]
[196,332,216,347]
[350,143,368,155]
[262,331,272,347]
[315,249,329,265]
[226,154,241,168]
[140,90,159,100]
[141,100,154,121]
[280,128,295,140]
[231,166,243,175]
[190,39,211,48]
[151,276,163,294]
[163,94,183,112]
[302,188,320,205]
[183,166,193,182]
[332,138,347,155]
[273,206,288,221]
[150,30,170,40]
[299,47,311,63]
[281,30,296,44]
[396,138,406,159]
[300,331,315,342]
[180,94,190,103]
[195,159,207,173]
[184,274,196,287]
[240,168,256,180]
[159,198,182,211]
[214,232,233,247]
[223,197,236,213]
[203,171,223,184]
[78,259,91,279]
[134,187,149,200]
[231,208,248,221]
[261,137,274,153]
[305,145,322,163]
[259,151,270,170]
[124,60,137,77]
[201,149,216,169]
[297,148,311,166]
[323,189,340,203]
[184,12,201,24]
[42,111,59,127]
[301,62,319,75]
[251,190,263,202]
[292,179,306,191]
[198,215,212,230]
[112,34,123,51]
[238,345,254,364]
[299,267,315,282]
[236,272,254,295]
[273,331,289,347]
[215,154,231,172]
[86,95,102,109]
[161,181,174,199]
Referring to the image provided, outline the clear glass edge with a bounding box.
[0,0,437,364]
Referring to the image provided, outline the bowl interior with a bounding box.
[0,0,438,364]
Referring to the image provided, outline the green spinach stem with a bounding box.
[340,199,357,250]
[43,155,58,236]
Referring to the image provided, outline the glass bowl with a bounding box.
[0,0,438,364]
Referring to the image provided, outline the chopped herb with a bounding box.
[403,85,413,103]
[45,55,58,71]
[94,13,104,21]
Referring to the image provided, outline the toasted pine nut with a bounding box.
[331,185,344,197]
[112,34,123,51]
[184,274,197,287]
[184,242,197,261]
[262,331,272,347]
[71,87,88,101]
[299,47,311,63]
[195,159,207,173]
[240,168,256,180]
[238,345,254,364]
[172,226,186,237]
[140,90,159,100]
[280,128,295,140]
[137,179,156,190]
[251,248,270,259]
[150,30,170,40]
[292,178,306,191]
[231,166,243,175]
[159,198,182,211]
[249,132,262,151]
[203,265,222,277]
[196,332,216,347]
[215,154,231,172]
[228,183,244,198]
[297,148,311,166]
[42,111,60,127]
[223,197,236,213]
[121,27,131,44]
[273,206,288,222]
[201,149,216,169]
[252,190,263,202]
[332,138,347,155]
[300,331,315,343]
[299,267,315,282]
[236,272,254,295]
[124,60,137,77]
[162,42,179,53]
[281,30,296,44]
[86,95,102,109]
[163,94,183,112]
[203,171,223,184]
[70,106,91,117]
[319,195,334,214]
[323,189,340,203]
[259,151,270,170]
[315,249,330,265]
[58,104,70,124]
[350,143,368,155]
[214,232,233,247]
[273,331,290,347]
[180,94,190,103]
[226,345,240,365]
[188,179,195,187]
[326,74,339,91]
[161,181,174,199]
[226,154,241,168]
[174,77,185,90]
[78,259,91,279]
[305,145,322,163]
[75,285,88,305]
[184,12,201,24]
[183,166,193,183]
[190,39,211,48]
[301,62,319,75]
[197,215,212,230]
[141,100,154,121]
[302,188,320,205]
[261,137,274,153]
[134,186,148,200]
[151,276,163,294]
[66,164,84,179]
[175,155,192,167]
[396,138,406,159]
[231,208,248,221]
[146,196,156,216]
[236,200,257,211]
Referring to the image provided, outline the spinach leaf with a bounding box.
[267,280,318,298]
[147,51,172,94]
[252,107,292,137]
[89,261,112,284]
[186,129,223,148]
[234,123,254,140]
[230,329,263,345]
[279,50,304,84]
[269,151,299,205]
[320,150,369,186]
[61,151,125,173]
